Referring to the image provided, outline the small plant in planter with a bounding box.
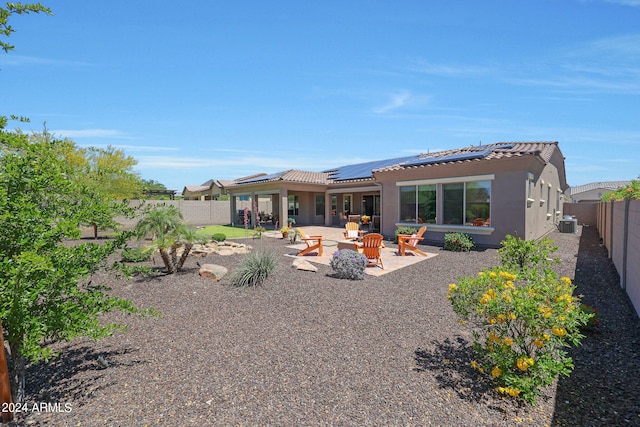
[444,232,475,252]
[361,215,371,224]
[280,226,291,238]
[330,249,368,280]
[288,228,301,243]
[287,217,296,227]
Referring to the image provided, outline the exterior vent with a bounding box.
[559,219,577,233]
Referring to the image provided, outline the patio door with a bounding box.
[362,195,380,216]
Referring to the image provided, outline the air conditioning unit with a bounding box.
[559,219,577,233]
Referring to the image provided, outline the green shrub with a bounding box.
[121,246,152,263]
[444,232,475,252]
[230,250,278,287]
[394,226,420,243]
[211,233,227,242]
[330,249,368,280]
[498,235,558,272]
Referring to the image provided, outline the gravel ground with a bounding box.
[10,226,640,426]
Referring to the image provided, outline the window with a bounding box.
[288,195,299,216]
[315,194,325,216]
[465,180,491,224]
[399,186,417,222]
[443,183,464,224]
[343,194,352,214]
[398,176,492,227]
[418,185,437,223]
[399,184,436,224]
[331,195,337,216]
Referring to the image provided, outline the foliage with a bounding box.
[0,2,52,53]
[394,226,420,243]
[498,235,559,272]
[448,236,593,404]
[288,228,301,243]
[121,246,152,263]
[330,249,368,280]
[601,180,640,201]
[280,226,291,234]
[211,233,227,242]
[141,179,167,192]
[444,232,475,252]
[0,129,151,403]
[287,217,296,225]
[229,250,278,287]
[253,226,266,239]
[134,204,203,274]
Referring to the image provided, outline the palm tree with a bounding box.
[134,205,201,273]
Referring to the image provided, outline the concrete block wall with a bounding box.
[118,200,231,228]
[597,200,640,318]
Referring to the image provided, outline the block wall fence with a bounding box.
[593,200,639,318]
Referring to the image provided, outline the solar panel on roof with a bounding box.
[325,155,418,181]
[237,171,285,184]
[403,149,491,167]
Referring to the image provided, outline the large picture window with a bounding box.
[399,178,491,226]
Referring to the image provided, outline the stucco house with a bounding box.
[566,181,632,203]
[225,142,569,247]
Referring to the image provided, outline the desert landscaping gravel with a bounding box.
[10,226,640,426]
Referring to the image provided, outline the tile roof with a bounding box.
[230,169,330,186]
[568,181,632,195]
[374,142,559,173]
[183,185,210,193]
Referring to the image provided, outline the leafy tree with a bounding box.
[0,129,152,404]
[134,204,203,274]
[0,2,52,53]
[142,179,167,192]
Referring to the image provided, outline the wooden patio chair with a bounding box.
[296,228,323,257]
[361,233,384,269]
[397,226,427,256]
[343,221,361,240]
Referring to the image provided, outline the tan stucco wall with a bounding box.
[375,152,566,248]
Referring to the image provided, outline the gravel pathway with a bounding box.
[11,226,640,426]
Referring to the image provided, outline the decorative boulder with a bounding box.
[292,258,318,272]
[199,264,228,281]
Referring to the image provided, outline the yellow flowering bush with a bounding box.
[601,179,640,201]
[448,236,593,404]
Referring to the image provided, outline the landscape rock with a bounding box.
[198,264,228,281]
[292,258,318,272]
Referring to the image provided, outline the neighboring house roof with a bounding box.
[183,185,210,193]
[568,181,632,196]
[374,142,559,173]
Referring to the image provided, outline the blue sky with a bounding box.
[1,1,639,191]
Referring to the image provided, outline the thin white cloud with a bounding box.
[0,55,91,67]
[373,91,412,114]
[603,0,640,6]
[53,129,128,139]
[406,60,493,77]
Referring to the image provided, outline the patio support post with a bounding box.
[279,188,288,229]
[229,193,237,227]
[325,192,332,226]
[250,192,257,227]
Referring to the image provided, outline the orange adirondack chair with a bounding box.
[297,228,323,257]
[397,226,427,256]
[361,233,384,269]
